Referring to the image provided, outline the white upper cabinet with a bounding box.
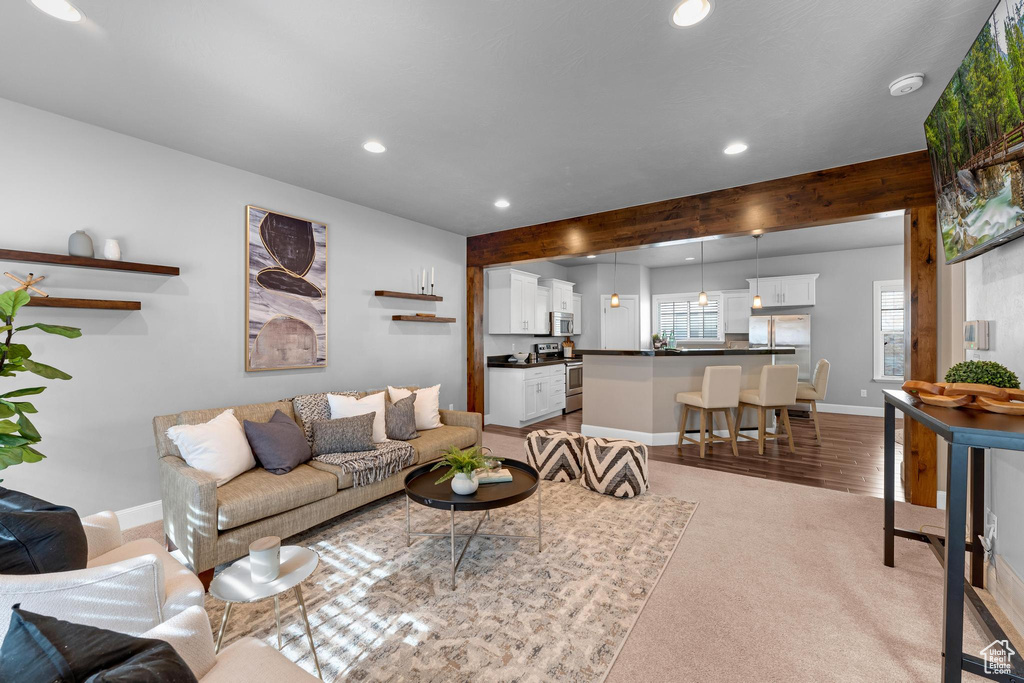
[722,289,751,334]
[536,285,551,334]
[488,268,541,334]
[538,278,575,314]
[572,293,583,336]
[745,274,819,308]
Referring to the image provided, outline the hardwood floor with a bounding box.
[485,409,906,502]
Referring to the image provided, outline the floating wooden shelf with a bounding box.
[392,315,455,323]
[24,297,141,311]
[375,290,443,302]
[0,249,179,276]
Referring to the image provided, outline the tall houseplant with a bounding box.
[0,290,81,470]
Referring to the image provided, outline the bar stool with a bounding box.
[796,359,830,445]
[676,365,742,458]
[737,364,799,455]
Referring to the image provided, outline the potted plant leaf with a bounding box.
[430,445,503,495]
[0,289,81,471]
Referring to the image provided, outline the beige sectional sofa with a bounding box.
[153,389,481,577]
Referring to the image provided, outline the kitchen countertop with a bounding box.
[574,347,796,357]
[486,355,578,368]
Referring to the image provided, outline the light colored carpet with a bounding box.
[204,476,695,681]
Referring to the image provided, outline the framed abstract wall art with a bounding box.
[245,205,327,371]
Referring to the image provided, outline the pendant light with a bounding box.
[752,235,763,309]
[698,242,708,306]
[610,252,620,308]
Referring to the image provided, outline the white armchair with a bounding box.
[143,606,319,682]
[0,511,204,642]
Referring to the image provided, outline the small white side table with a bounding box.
[208,545,322,680]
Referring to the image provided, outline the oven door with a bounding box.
[565,362,583,395]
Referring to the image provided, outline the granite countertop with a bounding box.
[486,355,575,368]
[574,347,797,357]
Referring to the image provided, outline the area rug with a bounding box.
[205,481,697,682]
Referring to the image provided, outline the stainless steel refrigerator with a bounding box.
[749,314,812,381]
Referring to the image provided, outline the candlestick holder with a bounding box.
[430,284,434,296]
[420,286,425,295]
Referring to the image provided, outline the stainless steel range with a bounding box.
[533,342,582,414]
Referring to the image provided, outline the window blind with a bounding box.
[880,289,904,378]
[657,298,720,340]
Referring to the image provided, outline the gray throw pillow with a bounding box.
[242,410,312,475]
[311,412,376,455]
[385,394,419,440]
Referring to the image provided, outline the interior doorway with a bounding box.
[600,294,640,350]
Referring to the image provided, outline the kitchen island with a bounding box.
[576,347,797,445]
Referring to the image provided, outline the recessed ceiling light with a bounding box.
[724,142,748,155]
[685,256,696,261]
[494,199,510,209]
[671,0,713,27]
[362,141,386,154]
[29,0,82,21]
[586,255,597,259]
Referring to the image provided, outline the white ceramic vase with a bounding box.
[103,238,122,261]
[249,536,281,584]
[451,471,478,495]
[68,230,94,258]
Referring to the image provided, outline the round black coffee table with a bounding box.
[404,459,541,589]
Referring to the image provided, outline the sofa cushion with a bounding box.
[215,465,336,531]
[408,425,477,464]
[305,460,355,491]
[203,637,320,682]
[89,538,206,619]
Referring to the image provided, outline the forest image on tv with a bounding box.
[925,0,1024,263]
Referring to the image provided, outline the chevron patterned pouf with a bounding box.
[524,430,585,482]
[581,437,649,498]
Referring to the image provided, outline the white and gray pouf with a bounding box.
[581,437,649,498]
[524,429,585,482]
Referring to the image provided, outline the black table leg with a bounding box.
[970,447,986,589]
[942,444,969,683]
[884,401,895,568]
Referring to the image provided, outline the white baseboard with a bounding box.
[115,500,162,530]
[815,403,885,418]
[484,413,491,425]
[987,553,1024,637]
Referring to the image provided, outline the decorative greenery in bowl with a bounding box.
[430,445,502,485]
[944,360,1020,389]
[0,290,82,470]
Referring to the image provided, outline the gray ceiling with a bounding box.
[0,1,994,236]
[553,215,905,268]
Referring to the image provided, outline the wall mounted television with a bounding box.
[925,0,1024,264]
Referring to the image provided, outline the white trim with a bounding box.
[936,491,946,510]
[599,294,641,350]
[815,402,885,417]
[872,279,905,382]
[115,500,162,530]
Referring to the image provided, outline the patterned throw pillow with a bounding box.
[311,413,375,456]
[385,394,418,440]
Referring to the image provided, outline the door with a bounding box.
[600,295,640,350]
[723,291,750,333]
[780,276,815,306]
[772,315,812,380]
[759,280,782,307]
[522,276,538,333]
[536,285,551,334]
[572,293,583,335]
[749,316,772,347]
[555,283,572,312]
[510,274,525,332]
[536,377,551,414]
[523,378,540,419]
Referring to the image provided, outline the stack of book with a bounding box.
[476,468,513,484]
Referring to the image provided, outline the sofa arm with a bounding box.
[439,409,482,447]
[82,511,123,561]
[159,456,218,574]
[143,605,217,680]
[0,554,166,643]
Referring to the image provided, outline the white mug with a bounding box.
[103,239,122,261]
[249,536,281,583]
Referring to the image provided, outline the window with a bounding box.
[653,293,723,343]
[873,280,904,381]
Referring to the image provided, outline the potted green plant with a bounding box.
[944,360,1020,388]
[0,290,81,471]
[430,445,502,495]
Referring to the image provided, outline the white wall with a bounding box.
[964,237,1024,625]
[564,263,651,350]
[649,245,904,408]
[0,98,467,516]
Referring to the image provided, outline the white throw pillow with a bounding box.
[328,392,387,443]
[388,384,442,430]
[165,409,255,487]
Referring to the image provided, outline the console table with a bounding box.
[884,389,1024,682]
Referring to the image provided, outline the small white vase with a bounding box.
[451,471,478,495]
[102,238,122,261]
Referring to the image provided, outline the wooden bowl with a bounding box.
[901,380,945,396]
[976,396,1024,415]
[943,383,1009,401]
[918,392,972,408]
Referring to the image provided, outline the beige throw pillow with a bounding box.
[327,392,387,442]
[388,384,442,430]
[165,409,255,486]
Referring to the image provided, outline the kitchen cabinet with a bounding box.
[487,364,565,427]
[745,274,819,308]
[536,285,551,334]
[722,289,751,334]
[487,268,541,334]
[538,278,575,314]
[572,293,583,336]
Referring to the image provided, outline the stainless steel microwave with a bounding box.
[549,312,574,336]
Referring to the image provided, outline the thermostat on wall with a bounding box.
[964,320,989,350]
